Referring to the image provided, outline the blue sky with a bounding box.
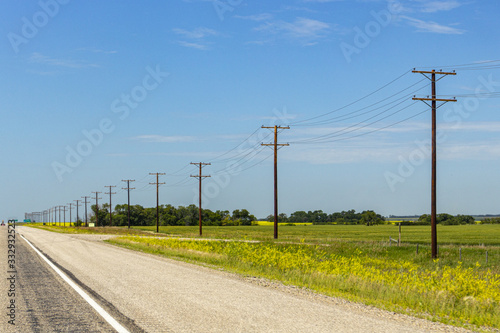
[1,0,500,221]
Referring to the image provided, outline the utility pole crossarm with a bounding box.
[412,70,456,75]
[261,143,290,147]
[261,125,290,129]
[412,97,457,102]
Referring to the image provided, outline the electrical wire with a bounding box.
[292,100,417,144]
[290,70,412,126]
[293,108,429,145]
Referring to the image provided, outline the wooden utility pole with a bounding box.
[67,203,73,226]
[105,185,117,227]
[58,206,65,227]
[413,69,456,259]
[74,200,81,226]
[82,196,90,227]
[149,173,165,233]
[92,192,102,227]
[190,162,211,236]
[62,206,67,226]
[122,180,135,229]
[261,125,290,239]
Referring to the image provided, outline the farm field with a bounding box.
[131,224,500,246]
[29,223,500,330]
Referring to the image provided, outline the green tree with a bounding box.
[360,210,384,226]
[232,209,256,225]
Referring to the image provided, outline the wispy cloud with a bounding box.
[302,0,345,2]
[133,135,197,143]
[235,13,274,21]
[29,53,99,68]
[401,16,465,34]
[255,17,331,44]
[418,1,463,13]
[172,27,218,39]
[441,121,500,132]
[172,27,218,50]
[76,47,117,54]
[441,142,500,160]
[177,41,210,50]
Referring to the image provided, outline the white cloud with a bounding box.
[441,142,500,160]
[302,0,345,2]
[172,27,217,39]
[441,121,500,132]
[172,27,218,50]
[133,135,197,143]
[255,17,331,42]
[401,16,465,34]
[418,1,463,13]
[177,41,210,50]
[29,53,99,68]
[76,47,117,54]
[235,13,274,21]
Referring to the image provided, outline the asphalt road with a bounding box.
[3,226,475,332]
[0,224,116,332]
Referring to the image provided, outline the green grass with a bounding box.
[130,224,500,245]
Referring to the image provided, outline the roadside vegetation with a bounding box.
[108,232,499,330]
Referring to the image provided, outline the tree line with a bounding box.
[270,209,386,226]
[86,204,256,227]
[416,214,476,225]
[79,204,493,227]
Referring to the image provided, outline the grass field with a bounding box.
[29,223,500,330]
[130,223,500,245]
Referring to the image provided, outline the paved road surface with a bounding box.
[1,224,116,332]
[3,226,475,332]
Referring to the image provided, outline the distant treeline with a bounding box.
[267,210,386,226]
[80,204,500,227]
[86,204,256,227]
[481,217,500,224]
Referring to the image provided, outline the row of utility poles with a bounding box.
[26,68,454,259]
[31,180,135,228]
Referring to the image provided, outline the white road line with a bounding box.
[19,233,130,333]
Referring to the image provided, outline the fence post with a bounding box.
[398,222,401,247]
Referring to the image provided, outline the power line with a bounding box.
[298,80,428,127]
[291,100,418,144]
[290,70,412,126]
